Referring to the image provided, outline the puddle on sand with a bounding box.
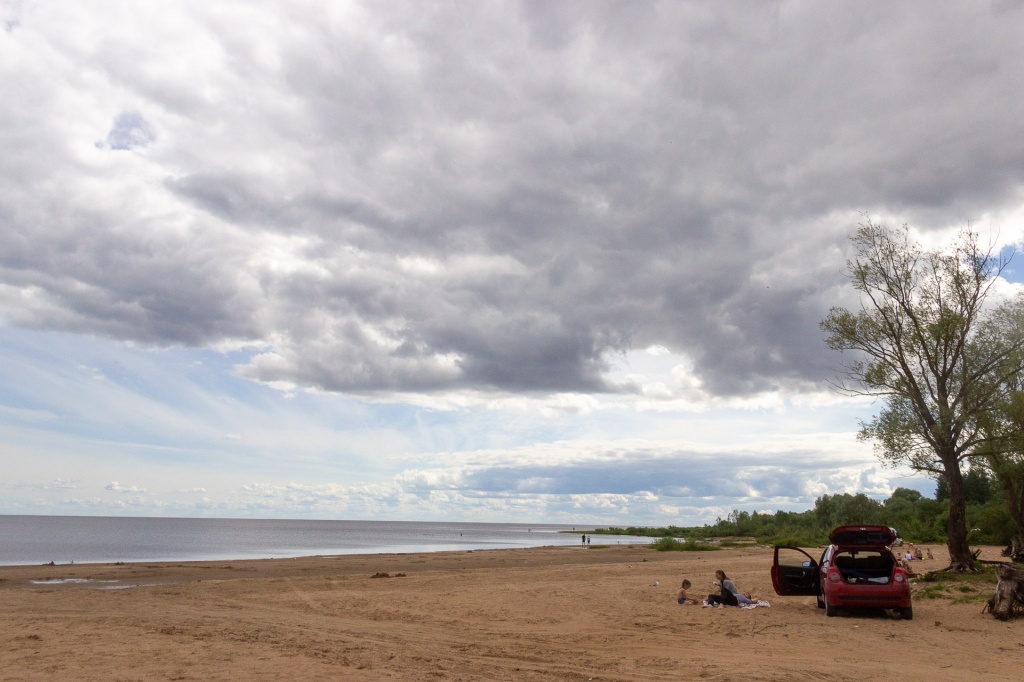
[30,578,156,589]
[31,578,117,585]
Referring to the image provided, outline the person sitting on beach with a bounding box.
[677,579,697,605]
[926,547,934,560]
[913,546,923,561]
[735,591,755,606]
[703,570,740,607]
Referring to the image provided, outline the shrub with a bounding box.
[649,537,719,552]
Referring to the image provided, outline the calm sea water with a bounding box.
[0,516,650,566]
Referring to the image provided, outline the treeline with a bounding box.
[592,469,1015,547]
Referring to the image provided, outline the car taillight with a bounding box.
[828,568,841,583]
[894,570,905,583]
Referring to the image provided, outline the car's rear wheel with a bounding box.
[899,606,913,620]
[816,593,825,609]
[824,594,838,617]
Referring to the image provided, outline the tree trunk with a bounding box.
[988,454,1024,552]
[985,564,1024,620]
[1003,480,1024,553]
[1004,539,1024,563]
[943,462,978,571]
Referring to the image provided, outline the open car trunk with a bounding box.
[832,550,895,584]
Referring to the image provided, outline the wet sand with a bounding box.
[1,543,1020,680]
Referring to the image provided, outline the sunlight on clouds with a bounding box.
[346,388,599,415]
[46,478,77,489]
[105,481,147,493]
[396,255,442,275]
[606,346,711,406]
[570,494,634,513]
[247,233,329,276]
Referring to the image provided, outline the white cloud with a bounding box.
[0,1,1018,521]
[105,481,147,494]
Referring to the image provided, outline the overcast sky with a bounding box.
[3,0,1024,524]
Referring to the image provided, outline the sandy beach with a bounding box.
[1,543,1021,681]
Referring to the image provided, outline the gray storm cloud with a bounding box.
[2,1,1024,399]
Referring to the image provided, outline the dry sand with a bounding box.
[1,543,1021,681]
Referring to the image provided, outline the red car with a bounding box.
[771,525,913,620]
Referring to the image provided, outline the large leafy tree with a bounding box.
[821,221,1024,571]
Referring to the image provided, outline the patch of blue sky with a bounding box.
[999,243,1024,284]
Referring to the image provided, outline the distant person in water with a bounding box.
[703,570,740,607]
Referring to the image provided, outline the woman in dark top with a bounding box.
[704,569,739,607]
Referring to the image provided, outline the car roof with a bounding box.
[829,525,897,547]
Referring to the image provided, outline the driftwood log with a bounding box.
[985,564,1024,620]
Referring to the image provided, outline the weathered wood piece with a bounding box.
[985,564,1024,620]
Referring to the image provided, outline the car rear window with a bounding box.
[833,551,894,584]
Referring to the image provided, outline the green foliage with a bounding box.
[815,493,883,527]
[770,531,824,548]
[968,495,1016,544]
[715,538,757,548]
[649,537,719,552]
[590,526,686,538]
[916,583,948,600]
[589,483,1022,547]
[936,468,997,504]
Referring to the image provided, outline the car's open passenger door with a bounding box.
[771,546,820,596]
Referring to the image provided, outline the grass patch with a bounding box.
[649,537,720,552]
[716,537,758,548]
[915,565,997,603]
[921,565,998,585]
[916,583,948,599]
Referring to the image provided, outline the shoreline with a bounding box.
[0,543,667,588]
